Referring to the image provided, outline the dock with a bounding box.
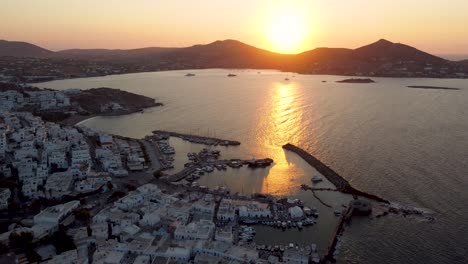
[283,143,389,204]
[152,130,241,146]
[322,206,354,263]
[163,158,274,182]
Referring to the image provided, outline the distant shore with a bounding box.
[336,78,375,83]
[407,85,460,90]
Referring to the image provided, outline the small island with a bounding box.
[336,78,375,83]
[407,85,460,90]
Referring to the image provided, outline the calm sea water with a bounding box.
[37,69,468,263]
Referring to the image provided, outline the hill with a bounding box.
[55,47,177,62]
[0,38,466,78]
[354,39,445,62]
[0,40,53,57]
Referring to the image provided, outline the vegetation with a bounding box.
[9,231,33,248]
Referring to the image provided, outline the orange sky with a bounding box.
[1,0,468,55]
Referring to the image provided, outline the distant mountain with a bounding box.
[0,40,53,57]
[0,38,466,78]
[154,39,291,69]
[354,39,445,63]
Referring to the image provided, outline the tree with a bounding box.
[125,184,136,191]
[153,169,164,179]
[73,208,91,223]
[29,200,42,214]
[106,181,113,191]
[9,231,33,248]
[51,227,76,254]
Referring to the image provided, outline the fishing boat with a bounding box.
[311,175,323,183]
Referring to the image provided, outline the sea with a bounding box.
[36,69,468,263]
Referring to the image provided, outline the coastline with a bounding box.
[61,104,162,126]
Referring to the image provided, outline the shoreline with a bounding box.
[29,68,468,85]
[61,104,162,126]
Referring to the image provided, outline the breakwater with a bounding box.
[283,143,389,204]
[152,130,241,146]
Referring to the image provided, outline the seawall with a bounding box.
[282,143,389,204]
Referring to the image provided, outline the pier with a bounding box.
[163,158,274,182]
[283,143,389,204]
[152,130,241,146]
[322,206,354,263]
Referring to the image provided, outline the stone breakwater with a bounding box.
[282,143,389,204]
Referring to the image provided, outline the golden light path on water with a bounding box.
[257,82,309,196]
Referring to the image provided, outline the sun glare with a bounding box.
[264,7,309,54]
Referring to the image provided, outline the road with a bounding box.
[140,139,162,172]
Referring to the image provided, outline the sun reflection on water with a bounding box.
[258,82,307,196]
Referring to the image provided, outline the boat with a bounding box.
[285,78,290,81]
[311,175,323,183]
[297,222,303,229]
[227,74,237,77]
[185,73,196,77]
[334,210,342,216]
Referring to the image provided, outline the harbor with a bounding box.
[282,143,390,204]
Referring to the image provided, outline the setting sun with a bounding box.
[264,6,310,54]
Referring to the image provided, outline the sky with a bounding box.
[1,0,468,55]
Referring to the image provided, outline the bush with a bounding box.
[9,231,33,248]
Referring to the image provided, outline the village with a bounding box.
[0,80,332,264]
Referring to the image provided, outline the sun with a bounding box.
[264,8,309,54]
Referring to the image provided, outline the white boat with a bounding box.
[311,175,323,182]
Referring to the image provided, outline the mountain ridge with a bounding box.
[0,38,466,79]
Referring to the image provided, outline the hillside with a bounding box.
[55,47,178,62]
[70,87,161,114]
[0,40,52,57]
[155,40,292,69]
[0,38,466,78]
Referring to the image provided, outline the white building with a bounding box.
[44,171,73,199]
[99,134,113,149]
[0,188,11,209]
[34,200,80,225]
[71,143,91,166]
[238,201,271,219]
[161,247,191,262]
[139,211,161,227]
[0,132,6,156]
[217,199,236,223]
[48,151,68,169]
[174,220,215,241]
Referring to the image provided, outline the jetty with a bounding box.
[282,143,389,204]
[322,205,354,263]
[163,158,274,182]
[152,130,241,146]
